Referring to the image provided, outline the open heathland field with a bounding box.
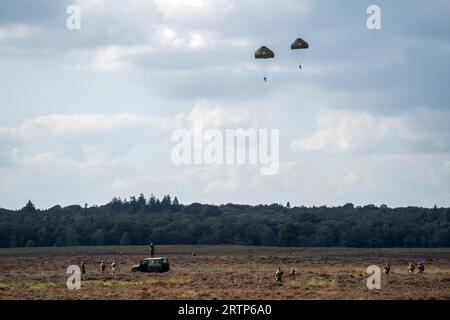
[0,246,449,300]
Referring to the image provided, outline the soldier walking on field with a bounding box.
[99,260,106,275]
[383,263,391,275]
[418,261,425,273]
[150,242,155,258]
[275,267,283,282]
[111,260,117,276]
[289,267,296,279]
[408,260,415,274]
[80,261,86,275]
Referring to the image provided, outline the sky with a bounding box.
[0,0,450,209]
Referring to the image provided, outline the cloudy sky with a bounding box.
[1,0,449,209]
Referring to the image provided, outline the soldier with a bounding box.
[275,267,283,282]
[383,263,391,275]
[289,267,296,279]
[408,260,415,274]
[99,260,106,275]
[150,243,155,258]
[111,260,117,275]
[80,261,86,275]
[418,261,425,273]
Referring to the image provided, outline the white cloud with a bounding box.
[203,176,241,194]
[268,154,450,207]
[153,0,235,18]
[68,28,253,73]
[291,108,448,154]
[155,0,206,11]
[0,128,22,167]
[108,164,245,196]
[0,25,33,43]
[301,63,354,76]
[153,26,213,50]
[70,45,154,72]
[2,110,450,209]
[21,113,175,137]
[0,102,254,173]
[187,101,250,129]
[0,113,179,167]
[0,127,19,141]
[1,0,450,209]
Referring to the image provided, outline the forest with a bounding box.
[1,195,449,248]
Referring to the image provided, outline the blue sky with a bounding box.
[0,0,449,209]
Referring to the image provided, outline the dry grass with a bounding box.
[0,246,449,300]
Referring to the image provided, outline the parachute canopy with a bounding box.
[255,46,275,59]
[291,38,309,50]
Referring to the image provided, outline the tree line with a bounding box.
[0,195,449,248]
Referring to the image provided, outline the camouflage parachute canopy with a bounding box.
[255,46,275,59]
[291,38,309,50]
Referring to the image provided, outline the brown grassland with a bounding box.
[0,246,449,300]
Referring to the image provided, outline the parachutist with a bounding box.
[255,46,274,83]
[291,38,308,72]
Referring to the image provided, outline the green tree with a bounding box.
[63,227,80,246]
[313,225,337,246]
[201,205,222,217]
[148,194,157,211]
[172,196,181,212]
[161,195,172,211]
[0,196,450,249]
[90,229,105,246]
[137,193,146,207]
[340,227,369,247]
[9,235,17,248]
[279,223,299,247]
[119,232,131,245]
[403,235,417,248]
[25,240,36,247]
[23,200,36,213]
[53,236,64,247]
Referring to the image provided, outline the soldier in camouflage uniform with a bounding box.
[408,260,415,274]
[383,263,391,275]
[289,267,296,279]
[80,261,86,275]
[418,261,425,273]
[99,260,106,275]
[275,267,283,282]
[111,260,117,275]
[150,243,155,258]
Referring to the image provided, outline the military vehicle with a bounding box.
[131,257,170,273]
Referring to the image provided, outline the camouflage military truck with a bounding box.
[131,257,170,273]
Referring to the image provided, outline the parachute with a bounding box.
[255,46,275,59]
[255,46,275,82]
[291,38,309,70]
[290,38,309,50]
